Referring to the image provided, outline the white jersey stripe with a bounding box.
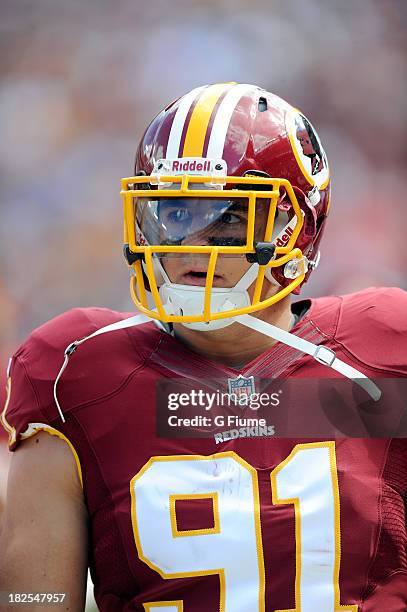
[165,85,207,159]
[206,84,258,159]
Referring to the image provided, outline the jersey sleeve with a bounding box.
[1,306,151,452]
[1,350,49,450]
[1,307,108,451]
[0,307,96,450]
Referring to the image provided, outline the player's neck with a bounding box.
[173,295,293,367]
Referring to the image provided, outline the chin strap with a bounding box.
[236,314,382,401]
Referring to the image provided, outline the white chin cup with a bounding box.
[159,283,252,331]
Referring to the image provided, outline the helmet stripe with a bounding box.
[206,84,257,159]
[165,85,207,159]
[201,87,231,157]
[182,83,234,157]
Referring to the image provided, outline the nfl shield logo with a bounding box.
[228,375,256,402]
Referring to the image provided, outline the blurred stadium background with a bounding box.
[0,0,406,607]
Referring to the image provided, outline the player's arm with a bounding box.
[0,431,88,611]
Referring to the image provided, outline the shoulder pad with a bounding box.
[336,287,407,374]
[2,308,160,448]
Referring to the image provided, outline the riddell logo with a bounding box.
[153,157,227,176]
[171,160,212,172]
[275,226,293,247]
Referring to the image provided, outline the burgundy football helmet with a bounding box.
[121,82,330,328]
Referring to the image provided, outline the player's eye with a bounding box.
[220,212,242,224]
[167,208,191,223]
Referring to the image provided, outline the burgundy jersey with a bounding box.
[2,287,407,611]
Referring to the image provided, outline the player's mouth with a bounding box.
[179,269,225,287]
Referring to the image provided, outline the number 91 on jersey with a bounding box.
[130,442,358,612]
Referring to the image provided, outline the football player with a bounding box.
[1,83,406,611]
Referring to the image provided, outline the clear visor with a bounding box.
[135,196,272,248]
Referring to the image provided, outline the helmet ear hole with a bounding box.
[258,97,268,112]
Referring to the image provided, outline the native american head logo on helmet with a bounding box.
[121,82,330,330]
